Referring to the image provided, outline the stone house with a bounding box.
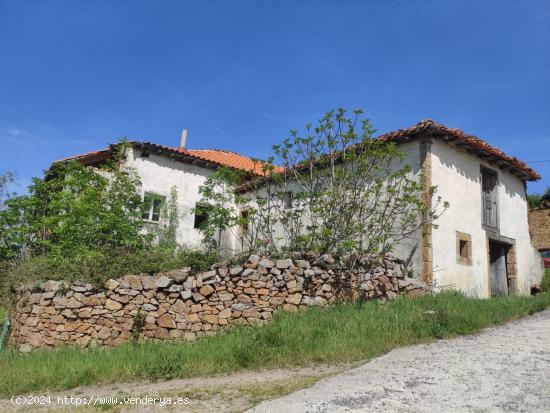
[59,120,544,298]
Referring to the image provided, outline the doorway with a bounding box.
[489,241,508,296]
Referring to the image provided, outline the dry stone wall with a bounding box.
[529,207,550,249]
[8,253,428,351]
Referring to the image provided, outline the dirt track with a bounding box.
[249,310,550,413]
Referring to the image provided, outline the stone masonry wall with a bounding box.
[528,207,550,250]
[8,253,428,351]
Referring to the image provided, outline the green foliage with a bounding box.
[528,187,550,209]
[0,160,145,263]
[193,167,244,249]
[1,246,219,304]
[1,291,549,396]
[150,186,179,249]
[0,149,221,304]
[542,269,550,293]
[100,139,132,172]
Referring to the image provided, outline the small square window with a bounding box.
[194,204,209,229]
[456,231,472,265]
[142,193,165,222]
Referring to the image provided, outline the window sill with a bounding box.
[143,220,160,225]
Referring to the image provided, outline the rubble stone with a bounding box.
[7,253,425,350]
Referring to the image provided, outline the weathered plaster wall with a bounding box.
[497,167,544,292]
[430,140,542,297]
[240,141,424,277]
[125,148,235,251]
[7,254,427,351]
[389,141,423,277]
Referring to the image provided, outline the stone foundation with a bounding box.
[7,253,428,351]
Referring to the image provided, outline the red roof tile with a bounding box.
[136,143,282,175]
[55,142,280,176]
[54,120,539,181]
[378,120,540,180]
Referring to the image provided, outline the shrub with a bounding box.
[0,157,147,263]
[0,246,220,305]
[542,269,550,293]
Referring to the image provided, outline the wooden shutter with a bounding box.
[482,170,498,228]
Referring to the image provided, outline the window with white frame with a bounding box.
[142,193,165,222]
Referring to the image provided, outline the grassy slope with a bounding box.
[1,289,550,397]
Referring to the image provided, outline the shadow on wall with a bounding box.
[437,143,525,201]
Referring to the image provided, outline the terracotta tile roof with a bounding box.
[55,142,280,176]
[57,148,112,163]
[136,142,282,176]
[185,149,283,175]
[55,120,538,181]
[378,119,540,181]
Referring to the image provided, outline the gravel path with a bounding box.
[249,310,550,413]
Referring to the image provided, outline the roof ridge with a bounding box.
[187,148,245,155]
[377,120,540,180]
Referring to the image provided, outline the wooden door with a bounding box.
[482,170,498,229]
[490,243,508,296]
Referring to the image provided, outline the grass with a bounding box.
[1,289,550,397]
[542,268,550,293]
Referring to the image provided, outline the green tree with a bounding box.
[193,167,245,250]
[197,108,447,258]
[0,160,145,262]
[152,186,179,250]
[528,187,550,209]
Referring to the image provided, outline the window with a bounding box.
[282,191,293,209]
[481,168,498,229]
[456,231,472,265]
[459,240,468,258]
[540,250,550,259]
[142,193,165,222]
[194,203,209,229]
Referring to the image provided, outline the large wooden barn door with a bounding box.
[489,241,508,297]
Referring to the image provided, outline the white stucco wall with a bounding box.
[388,141,423,276]
[430,140,542,297]
[238,141,424,275]
[497,164,544,293]
[124,148,234,251]
[117,140,541,297]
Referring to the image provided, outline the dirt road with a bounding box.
[249,310,550,413]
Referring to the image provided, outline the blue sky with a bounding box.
[1,0,549,194]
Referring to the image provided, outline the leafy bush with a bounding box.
[0,159,147,263]
[0,148,210,305]
[528,187,550,208]
[0,247,220,305]
[542,269,550,293]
